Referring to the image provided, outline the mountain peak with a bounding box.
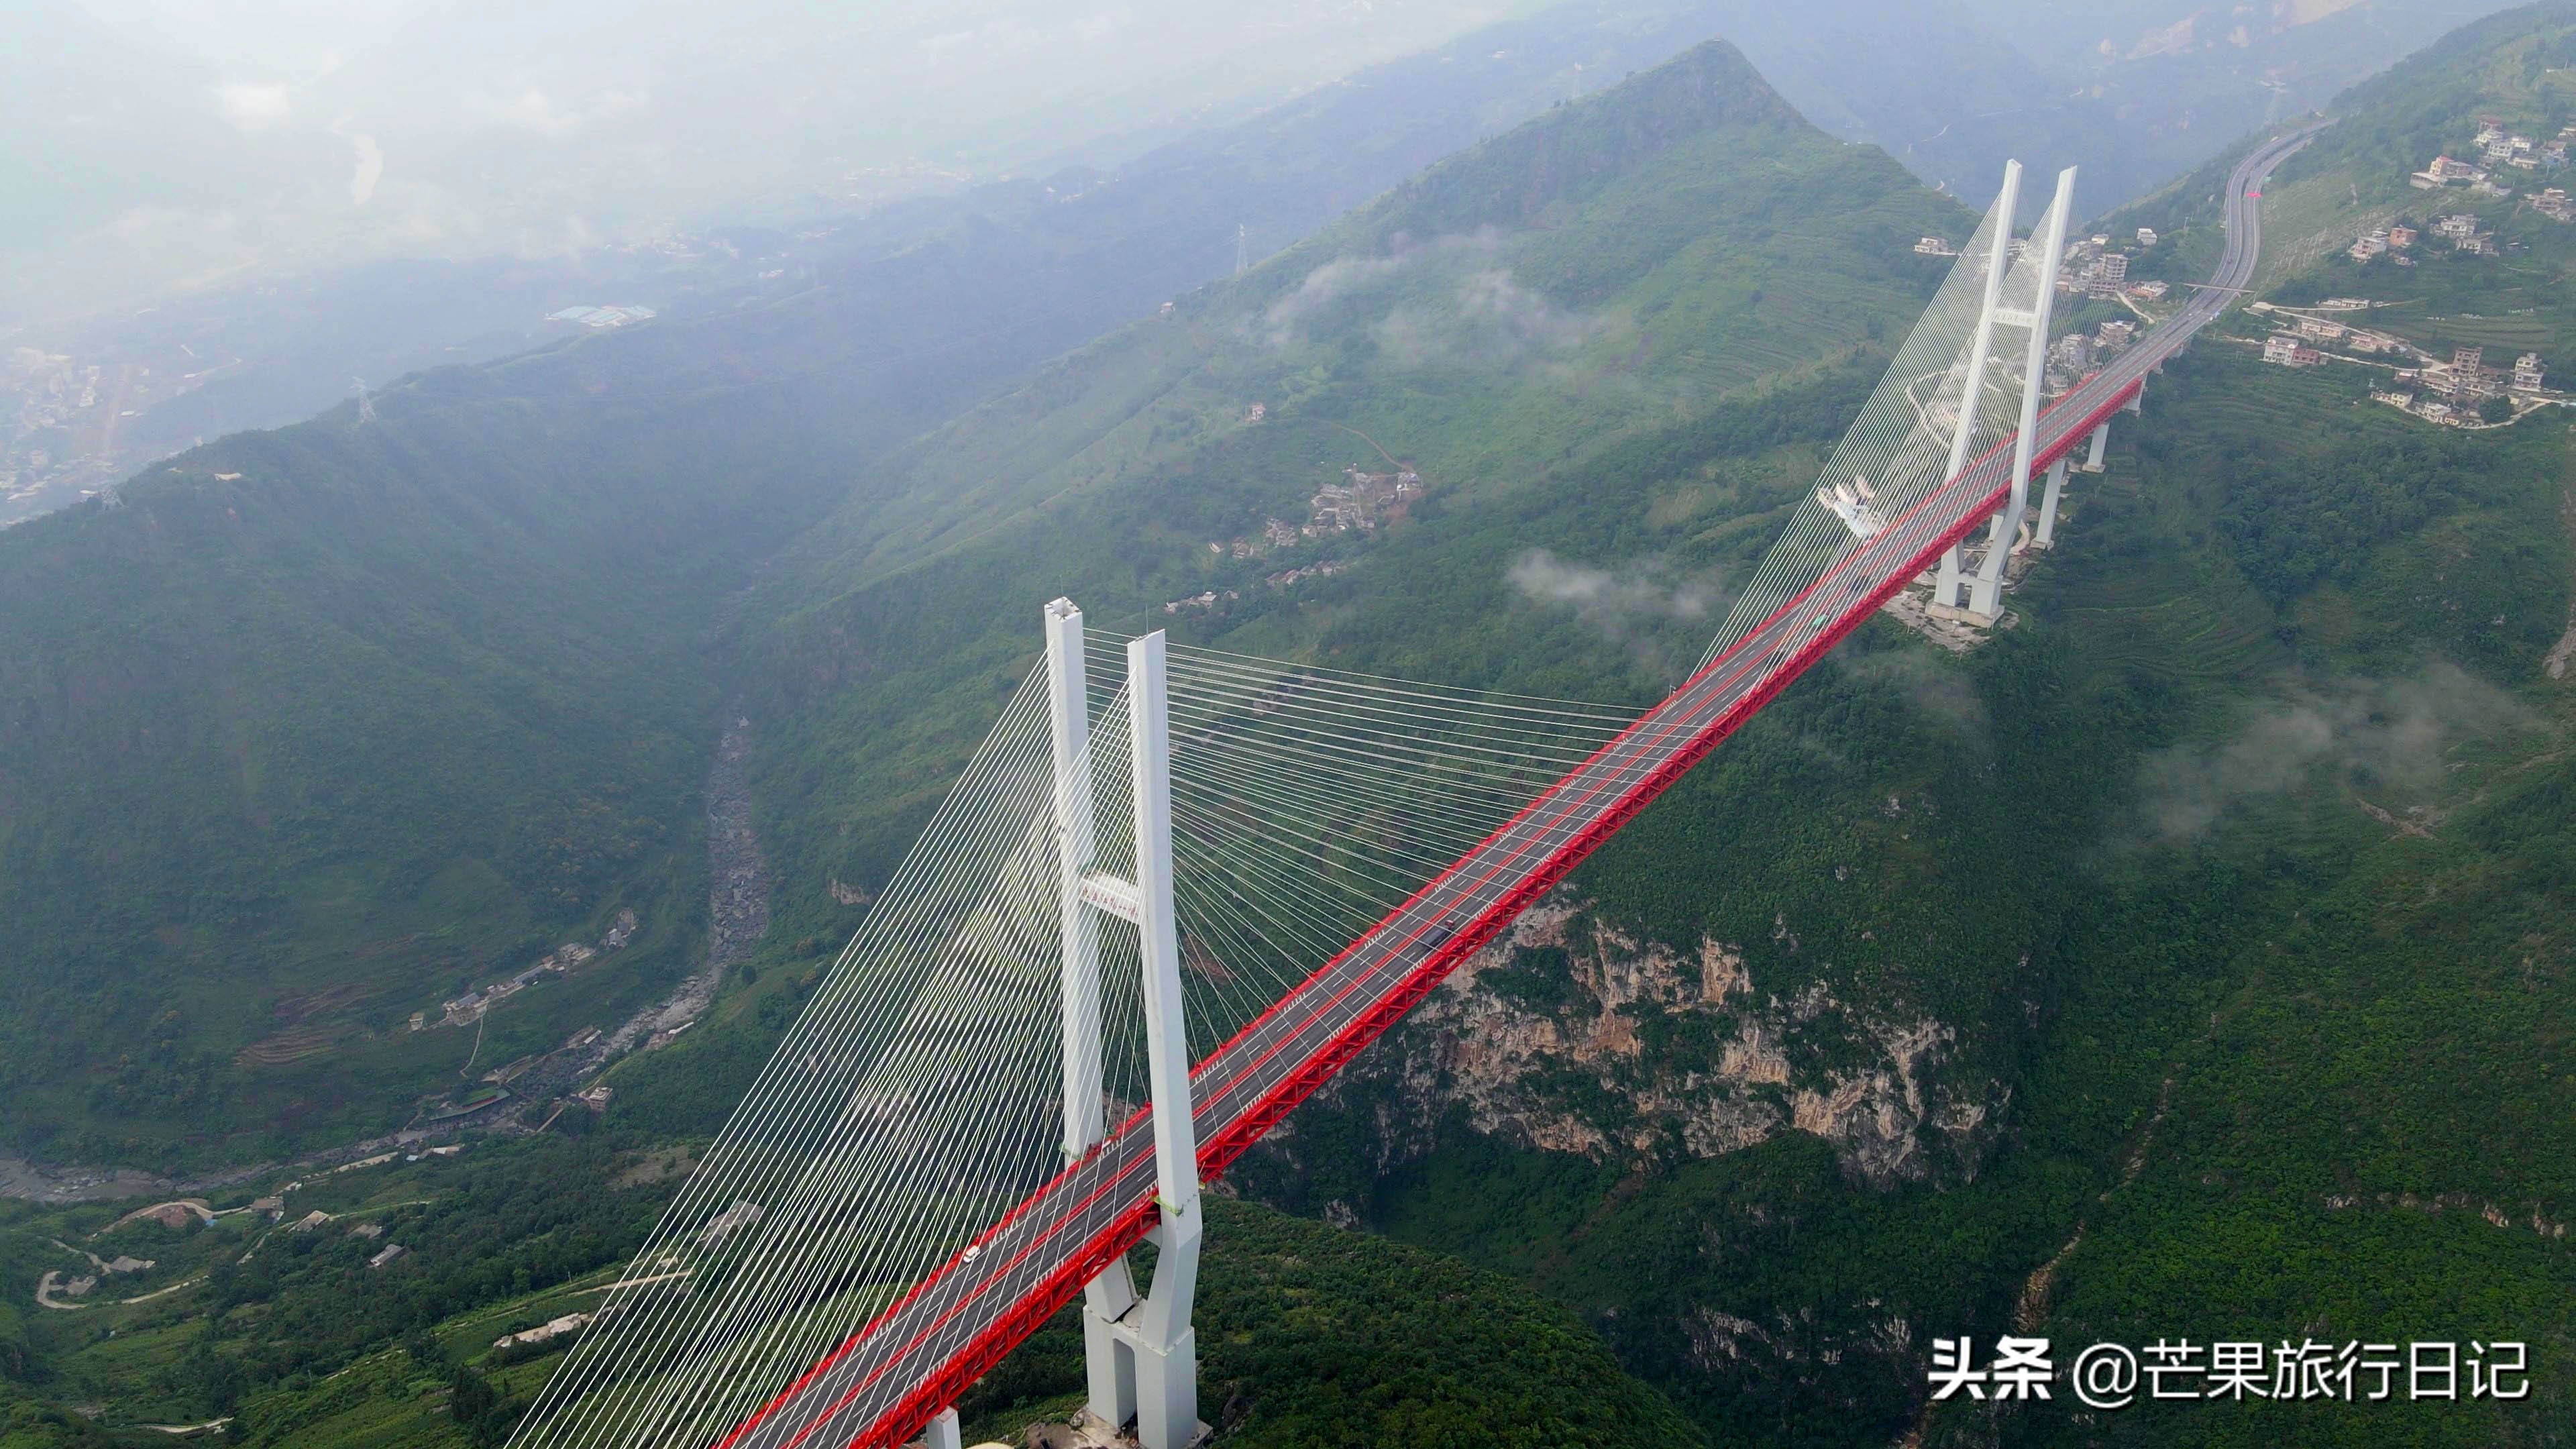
[1361,38,1805,241]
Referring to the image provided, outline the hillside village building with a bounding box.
[698,1199,766,1250]
[497,1313,594,1352]
[2414,155,2485,187]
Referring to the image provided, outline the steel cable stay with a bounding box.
[529,676,1073,1449]
[507,647,1638,1449]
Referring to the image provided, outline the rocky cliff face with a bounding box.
[1277,896,2005,1191]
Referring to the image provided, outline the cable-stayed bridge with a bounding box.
[508,129,2315,1449]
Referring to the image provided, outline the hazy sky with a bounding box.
[4,0,2525,329]
[5,0,1538,324]
[72,0,413,74]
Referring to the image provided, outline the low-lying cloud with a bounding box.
[2134,663,2533,844]
[1509,551,1713,679]
[1265,231,1617,369]
[215,80,293,132]
[1377,267,1615,368]
[1263,230,1503,343]
[462,85,647,139]
[1837,649,1989,741]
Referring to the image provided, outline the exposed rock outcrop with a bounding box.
[1281,896,2004,1190]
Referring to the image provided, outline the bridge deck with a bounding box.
[718,124,2317,1449]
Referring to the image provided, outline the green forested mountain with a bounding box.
[2282,0,2576,201]
[0,3,1785,1171]
[0,384,810,1166]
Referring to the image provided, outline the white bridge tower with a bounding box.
[1931,161,2078,621]
[1043,599,1207,1449]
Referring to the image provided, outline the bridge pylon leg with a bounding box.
[1044,600,1136,1428]
[1119,629,1205,1449]
[923,1407,963,1449]
[1969,164,2078,620]
[1933,159,2022,610]
[1042,603,1205,1449]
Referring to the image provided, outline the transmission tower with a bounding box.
[352,377,377,425]
[1234,223,1247,276]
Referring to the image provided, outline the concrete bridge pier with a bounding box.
[2078,420,2110,472]
[2034,455,2071,548]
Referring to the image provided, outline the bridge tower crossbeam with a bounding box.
[1042,600,1206,1449]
